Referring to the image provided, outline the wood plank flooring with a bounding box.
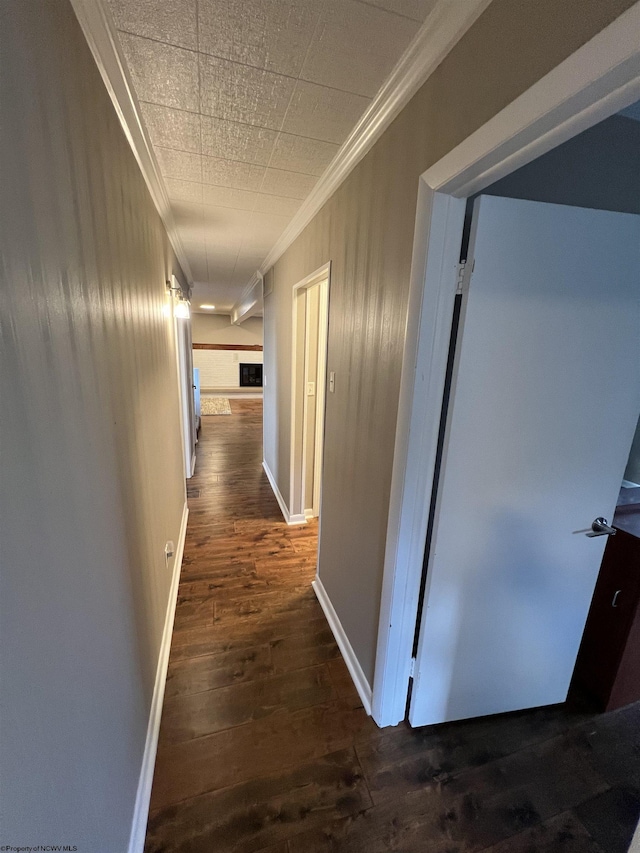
[145,400,640,853]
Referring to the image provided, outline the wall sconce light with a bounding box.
[166,276,190,318]
[166,277,182,296]
[174,299,190,319]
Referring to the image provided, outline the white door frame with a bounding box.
[171,277,196,480]
[372,1,640,728]
[290,263,331,523]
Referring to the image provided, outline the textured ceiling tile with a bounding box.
[181,239,206,259]
[270,133,339,176]
[119,33,199,111]
[364,0,437,22]
[234,250,268,270]
[108,0,197,50]
[300,0,419,98]
[140,103,201,153]
[204,250,238,278]
[200,55,296,130]
[192,280,240,310]
[205,243,241,264]
[200,205,254,244]
[189,256,210,280]
[281,80,370,144]
[165,178,203,203]
[202,155,266,191]
[172,201,208,239]
[156,147,202,183]
[260,168,317,199]
[198,0,319,77]
[253,193,301,217]
[244,210,292,250]
[114,0,435,299]
[200,116,277,165]
[202,185,257,211]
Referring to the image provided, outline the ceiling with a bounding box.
[105,0,437,312]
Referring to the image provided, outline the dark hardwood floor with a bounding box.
[145,400,640,853]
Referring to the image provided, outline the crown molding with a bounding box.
[73,0,491,308]
[70,0,194,289]
[258,0,492,278]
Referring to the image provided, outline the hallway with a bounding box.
[145,402,640,853]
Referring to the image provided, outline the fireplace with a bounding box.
[239,363,263,387]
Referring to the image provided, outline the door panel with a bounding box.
[410,196,640,726]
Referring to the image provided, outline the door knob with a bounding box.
[586,517,616,537]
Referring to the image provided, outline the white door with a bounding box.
[410,195,640,727]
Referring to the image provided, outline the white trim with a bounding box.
[312,577,372,716]
[69,0,193,286]
[300,288,313,515]
[262,459,307,526]
[174,292,195,480]
[128,501,188,853]
[373,188,465,727]
[373,0,640,728]
[313,282,330,518]
[231,273,263,325]
[290,264,331,521]
[190,453,196,478]
[259,0,491,278]
[425,2,640,196]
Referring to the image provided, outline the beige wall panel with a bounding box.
[1,0,187,844]
[263,0,637,685]
[192,313,263,345]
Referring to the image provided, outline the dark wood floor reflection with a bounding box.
[146,400,640,853]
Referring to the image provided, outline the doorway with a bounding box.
[371,4,640,728]
[290,264,330,523]
[411,194,640,726]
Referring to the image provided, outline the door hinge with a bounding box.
[409,657,416,678]
[456,260,467,294]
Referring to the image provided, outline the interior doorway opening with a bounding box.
[372,4,640,728]
[290,264,330,523]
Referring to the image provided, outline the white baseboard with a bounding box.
[312,576,373,716]
[262,460,307,525]
[127,501,189,853]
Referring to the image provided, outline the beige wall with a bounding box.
[263,0,637,686]
[192,312,263,345]
[1,0,186,845]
